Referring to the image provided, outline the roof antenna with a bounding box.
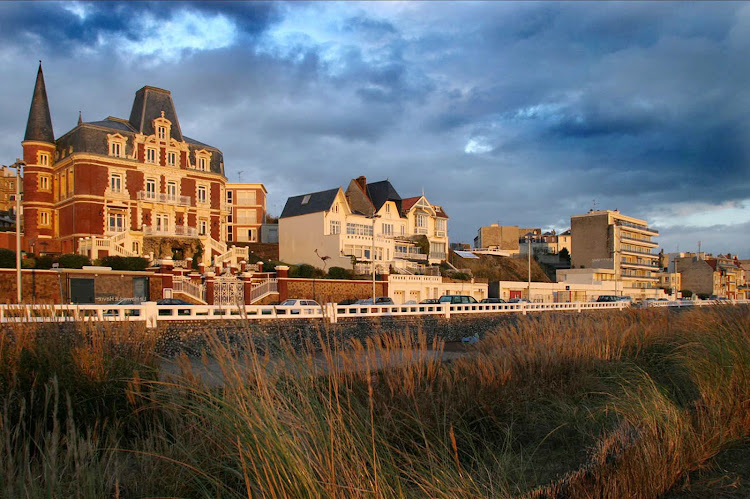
[77,111,82,126]
[237,170,243,182]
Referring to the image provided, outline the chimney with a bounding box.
[355,176,367,191]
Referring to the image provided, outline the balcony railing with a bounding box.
[431,252,447,261]
[616,220,659,235]
[620,246,657,256]
[434,230,446,237]
[414,227,428,235]
[137,191,191,207]
[394,251,427,261]
[620,235,658,247]
[620,259,659,270]
[143,225,198,238]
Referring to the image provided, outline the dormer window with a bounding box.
[193,150,212,172]
[158,126,166,140]
[106,133,127,159]
[153,112,172,142]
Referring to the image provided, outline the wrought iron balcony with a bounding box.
[137,191,192,207]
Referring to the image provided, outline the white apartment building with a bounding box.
[279,176,449,273]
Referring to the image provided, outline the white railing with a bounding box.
[643,299,750,308]
[2,300,746,328]
[249,278,278,303]
[213,245,249,268]
[394,251,427,261]
[144,225,198,237]
[78,235,137,258]
[172,277,205,302]
[204,236,228,264]
[137,191,192,207]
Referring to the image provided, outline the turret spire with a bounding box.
[24,62,54,143]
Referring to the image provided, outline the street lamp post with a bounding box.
[371,216,378,303]
[525,232,535,301]
[9,159,25,303]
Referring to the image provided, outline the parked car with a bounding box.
[438,295,478,304]
[619,296,633,304]
[355,297,394,305]
[338,298,358,305]
[508,298,530,303]
[156,298,193,306]
[103,298,143,317]
[596,295,620,303]
[114,298,143,305]
[480,298,506,303]
[404,300,417,305]
[276,299,322,315]
[419,298,439,304]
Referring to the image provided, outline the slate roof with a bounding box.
[24,63,55,143]
[364,180,401,212]
[280,188,340,218]
[52,89,224,175]
[128,86,184,141]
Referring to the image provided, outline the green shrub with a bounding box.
[98,256,149,271]
[681,289,693,298]
[0,248,16,268]
[34,255,54,269]
[290,264,325,278]
[57,253,91,269]
[327,267,353,279]
[450,272,472,281]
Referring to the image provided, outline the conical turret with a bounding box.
[24,62,54,143]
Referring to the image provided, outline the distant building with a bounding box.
[0,166,18,212]
[571,209,659,290]
[279,176,449,273]
[225,183,267,243]
[675,254,745,298]
[474,224,520,253]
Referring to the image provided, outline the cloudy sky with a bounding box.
[1,1,749,257]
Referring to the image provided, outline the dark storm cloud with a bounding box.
[0,1,748,256]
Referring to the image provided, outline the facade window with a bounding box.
[385,204,390,213]
[382,223,393,236]
[333,203,339,213]
[197,186,207,204]
[67,169,74,196]
[199,220,207,235]
[248,229,256,242]
[39,153,49,166]
[155,214,169,232]
[198,158,207,171]
[108,212,125,232]
[110,174,122,193]
[146,148,157,164]
[330,220,341,235]
[167,181,177,200]
[158,126,166,140]
[110,143,121,157]
[346,223,373,236]
[417,214,428,228]
[132,241,140,254]
[237,190,256,205]
[166,151,177,166]
[237,209,256,224]
[145,179,156,198]
[38,175,50,191]
[39,211,50,227]
[227,226,233,241]
[436,219,446,231]
[226,191,233,204]
[227,212,232,223]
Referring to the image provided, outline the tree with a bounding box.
[558,248,570,263]
[680,289,693,298]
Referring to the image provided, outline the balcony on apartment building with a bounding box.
[620,259,660,271]
[620,246,658,257]
[143,225,199,238]
[619,234,659,247]
[137,191,192,207]
[621,271,659,280]
[615,220,659,236]
[394,250,428,261]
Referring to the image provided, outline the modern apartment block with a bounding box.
[473,224,521,253]
[20,64,252,266]
[571,209,660,289]
[225,183,267,243]
[279,176,449,273]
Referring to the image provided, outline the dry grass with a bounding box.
[1,307,750,497]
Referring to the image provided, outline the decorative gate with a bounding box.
[214,276,244,306]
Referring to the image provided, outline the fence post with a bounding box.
[327,302,337,324]
[443,303,450,319]
[142,301,158,329]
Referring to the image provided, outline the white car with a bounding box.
[275,299,322,315]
